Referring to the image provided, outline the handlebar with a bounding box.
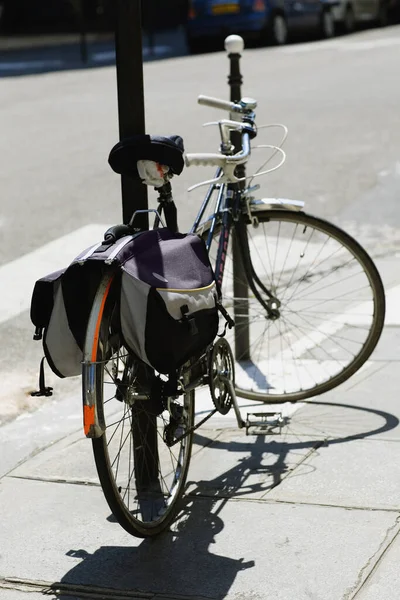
[185,132,251,169]
[198,95,257,115]
[185,93,257,184]
[198,95,241,113]
[185,152,228,168]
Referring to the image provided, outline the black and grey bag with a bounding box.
[119,228,220,374]
[30,227,223,380]
[30,240,119,379]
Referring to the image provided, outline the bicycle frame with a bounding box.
[188,174,282,347]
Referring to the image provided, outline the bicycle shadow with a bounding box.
[52,490,254,599]
[50,398,398,599]
[191,398,400,500]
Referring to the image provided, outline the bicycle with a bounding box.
[82,35,385,538]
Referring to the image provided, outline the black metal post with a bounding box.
[227,52,242,104]
[227,37,250,362]
[115,0,148,229]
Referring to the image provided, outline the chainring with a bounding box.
[209,338,235,415]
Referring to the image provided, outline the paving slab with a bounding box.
[7,428,99,484]
[0,476,398,600]
[364,326,400,362]
[266,437,400,510]
[0,383,224,482]
[0,588,59,600]
[0,391,83,479]
[7,417,317,503]
[281,393,399,443]
[7,423,222,486]
[186,428,322,500]
[353,530,400,600]
[342,353,400,398]
[0,578,151,600]
[290,361,400,442]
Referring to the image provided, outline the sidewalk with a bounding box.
[1,268,400,599]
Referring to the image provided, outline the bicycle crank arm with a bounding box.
[219,376,246,429]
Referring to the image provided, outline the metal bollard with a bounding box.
[225,35,250,362]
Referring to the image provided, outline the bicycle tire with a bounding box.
[83,272,195,537]
[199,209,385,403]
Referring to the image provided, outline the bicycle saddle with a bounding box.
[108,134,185,179]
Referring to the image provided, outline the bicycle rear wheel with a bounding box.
[83,273,194,537]
[200,209,385,402]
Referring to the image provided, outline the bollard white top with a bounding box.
[224,35,245,54]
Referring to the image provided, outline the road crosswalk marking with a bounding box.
[0,224,108,326]
[1,223,398,328]
[0,224,396,425]
[0,60,64,71]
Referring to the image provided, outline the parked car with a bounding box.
[186,0,338,52]
[332,0,399,31]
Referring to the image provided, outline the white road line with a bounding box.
[0,224,109,326]
[280,281,396,360]
[92,45,171,63]
[0,60,64,71]
[235,279,396,396]
[0,44,172,72]
[142,45,171,57]
[92,51,116,62]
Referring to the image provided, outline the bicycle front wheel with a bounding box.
[201,210,385,402]
[83,273,194,537]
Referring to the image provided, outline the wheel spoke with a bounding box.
[203,210,384,401]
[87,292,195,537]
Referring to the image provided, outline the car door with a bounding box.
[352,0,378,19]
[284,0,320,29]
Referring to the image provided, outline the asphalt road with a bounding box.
[0,24,400,423]
[0,29,187,76]
[1,25,400,600]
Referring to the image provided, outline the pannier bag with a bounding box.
[30,228,220,379]
[30,240,121,378]
[119,228,219,374]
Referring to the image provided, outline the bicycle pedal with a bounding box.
[245,412,287,436]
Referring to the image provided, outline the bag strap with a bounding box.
[31,357,53,397]
[216,301,235,338]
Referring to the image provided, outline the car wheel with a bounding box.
[343,5,356,33]
[320,8,335,38]
[270,13,288,45]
